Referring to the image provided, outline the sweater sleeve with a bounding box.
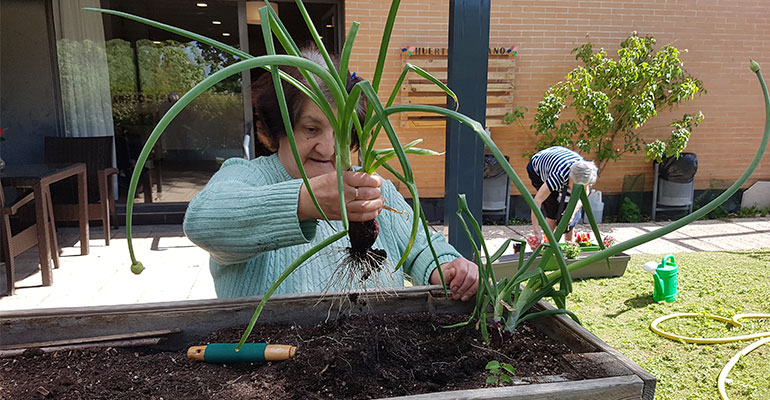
[183,158,317,265]
[381,180,460,286]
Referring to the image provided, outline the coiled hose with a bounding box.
[650,313,770,400]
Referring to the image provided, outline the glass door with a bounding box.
[99,0,247,205]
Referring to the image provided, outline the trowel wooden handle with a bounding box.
[187,343,297,363]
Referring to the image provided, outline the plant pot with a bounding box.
[494,249,631,280]
[0,286,653,399]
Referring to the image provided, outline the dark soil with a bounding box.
[1,313,602,400]
[348,219,380,250]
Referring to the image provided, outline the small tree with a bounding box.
[531,33,705,172]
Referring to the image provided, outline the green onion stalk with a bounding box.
[87,0,554,349]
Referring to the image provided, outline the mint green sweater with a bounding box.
[183,154,460,298]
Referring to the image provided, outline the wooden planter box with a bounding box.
[0,286,653,400]
[495,250,631,280]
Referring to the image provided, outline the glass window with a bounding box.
[54,0,343,209]
[55,0,247,206]
[101,0,246,205]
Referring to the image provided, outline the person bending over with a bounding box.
[525,146,598,249]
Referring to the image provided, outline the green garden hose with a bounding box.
[650,313,770,400]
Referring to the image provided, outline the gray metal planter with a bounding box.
[494,251,631,280]
[0,286,653,400]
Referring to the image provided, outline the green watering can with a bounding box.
[643,255,678,302]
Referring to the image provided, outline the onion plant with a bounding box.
[87,0,519,349]
[88,0,769,350]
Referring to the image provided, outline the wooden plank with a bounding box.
[0,328,181,350]
[562,352,634,379]
[406,82,514,93]
[381,375,644,400]
[407,118,510,128]
[0,287,468,349]
[403,70,512,81]
[405,95,513,105]
[405,57,516,69]
[0,337,162,359]
[408,120,445,128]
[404,107,511,118]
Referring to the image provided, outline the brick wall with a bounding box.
[346,0,770,198]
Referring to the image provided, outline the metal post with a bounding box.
[444,0,490,259]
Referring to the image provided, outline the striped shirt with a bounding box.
[530,146,583,192]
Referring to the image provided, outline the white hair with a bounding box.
[569,160,598,186]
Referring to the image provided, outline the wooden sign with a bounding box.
[399,45,518,128]
[401,45,519,57]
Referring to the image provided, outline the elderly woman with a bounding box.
[526,146,598,248]
[183,50,478,301]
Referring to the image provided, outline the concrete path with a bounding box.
[436,217,770,258]
[1,218,768,312]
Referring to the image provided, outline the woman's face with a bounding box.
[278,100,336,179]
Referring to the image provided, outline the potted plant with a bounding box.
[493,233,630,280]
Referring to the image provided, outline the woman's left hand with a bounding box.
[429,257,479,301]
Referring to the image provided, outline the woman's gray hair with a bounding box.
[569,160,598,186]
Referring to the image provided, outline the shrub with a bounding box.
[531,33,705,172]
[618,197,642,223]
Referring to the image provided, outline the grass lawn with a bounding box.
[569,249,770,400]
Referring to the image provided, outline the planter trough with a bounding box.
[495,250,631,280]
[0,286,653,399]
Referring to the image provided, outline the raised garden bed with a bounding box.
[495,250,631,280]
[0,286,653,399]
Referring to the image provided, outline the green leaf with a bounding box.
[502,363,516,375]
[485,360,501,370]
[485,376,498,385]
[500,373,512,383]
[339,22,359,77]
[293,0,344,89]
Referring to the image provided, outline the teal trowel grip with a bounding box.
[207,343,267,363]
[187,343,297,363]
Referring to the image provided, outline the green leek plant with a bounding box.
[87,0,567,350]
[89,0,768,350]
[451,60,769,344]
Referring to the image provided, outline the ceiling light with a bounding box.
[212,20,222,25]
[196,3,208,7]
[152,41,161,44]
[222,32,231,37]
[326,24,333,28]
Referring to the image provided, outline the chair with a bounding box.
[44,136,119,245]
[482,173,511,225]
[115,132,161,203]
[1,182,57,295]
[482,154,511,225]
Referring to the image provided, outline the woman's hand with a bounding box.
[526,235,542,249]
[429,257,479,301]
[297,170,384,221]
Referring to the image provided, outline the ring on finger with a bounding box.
[354,187,359,200]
